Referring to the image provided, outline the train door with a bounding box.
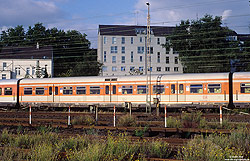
[169,82,178,103]
[104,83,118,103]
[178,82,186,102]
[47,85,54,102]
[54,85,60,102]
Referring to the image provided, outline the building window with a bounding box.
[24,87,32,95]
[104,37,107,44]
[111,46,117,53]
[32,67,35,75]
[157,38,160,44]
[26,67,30,75]
[174,67,179,72]
[112,37,116,44]
[2,74,6,80]
[130,66,135,71]
[104,51,107,62]
[121,56,125,63]
[175,57,178,64]
[112,66,117,71]
[166,57,169,64]
[112,56,116,63]
[140,56,143,62]
[166,49,169,54]
[157,67,161,71]
[121,66,125,71]
[36,87,45,95]
[15,67,20,76]
[131,52,134,63]
[102,66,107,72]
[76,86,86,94]
[140,37,143,42]
[121,37,125,44]
[63,86,73,95]
[131,37,133,44]
[147,47,153,54]
[157,52,160,63]
[139,66,143,71]
[147,67,152,71]
[122,47,125,53]
[137,46,144,54]
[122,86,133,94]
[165,67,170,71]
[90,86,100,94]
[3,62,6,70]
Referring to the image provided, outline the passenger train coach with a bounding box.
[0,72,250,109]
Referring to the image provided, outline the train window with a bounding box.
[171,84,175,94]
[179,84,184,94]
[36,87,45,95]
[240,83,250,93]
[122,86,133,94]
[105,86,109,94]
[0,88,2,95]
[90,86,100,94]
[63,86,73,95]
[76,86,86,94]
[190,84,203,93]
[208,84,221,93]
[153,85,165,94]
[49,87,52,95]
[24,87,32,95]
[55,87,58,95]
[137,85,147,94]
[113,86,116,94]
[4,87,12,95]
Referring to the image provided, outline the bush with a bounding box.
[179,135,243,161]
[166,116,182,128]
[72,115,95,126]
[117,114,137,127]
[181,111,203,128]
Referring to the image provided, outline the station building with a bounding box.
[98,25,183,76]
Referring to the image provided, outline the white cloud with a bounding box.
[222,10,232,21]
[0,0,65,27]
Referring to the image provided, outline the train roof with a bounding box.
[233,72,250,79]
[0,79,19,85]
[19,73,231,84]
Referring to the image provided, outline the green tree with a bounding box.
[0,23,102,77]
[164,14,242,73]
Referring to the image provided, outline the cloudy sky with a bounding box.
[0,0,249,48]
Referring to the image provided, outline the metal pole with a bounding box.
[29,105,31,125]
[68,106,71,126]
[146,2,151,113]
[95,105,98,125]
[129,103,132,117]
[220,106,222,125]
[165,105,167,128]
[114,105,116,127]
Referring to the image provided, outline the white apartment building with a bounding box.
[98,25,183,76]
[0,45,53,79]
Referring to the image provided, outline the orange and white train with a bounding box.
[0,72,250,109]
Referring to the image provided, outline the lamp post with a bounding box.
[146,2,151,113]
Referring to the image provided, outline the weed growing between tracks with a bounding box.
[178,128,250,161]
[0,128,173,160]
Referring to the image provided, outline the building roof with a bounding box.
[0,45,53,59]
[237,34,250,41]
[99,25,175,36]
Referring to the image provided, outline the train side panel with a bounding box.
[0,79,18,107]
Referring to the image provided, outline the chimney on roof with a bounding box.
[36,42,39,49]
